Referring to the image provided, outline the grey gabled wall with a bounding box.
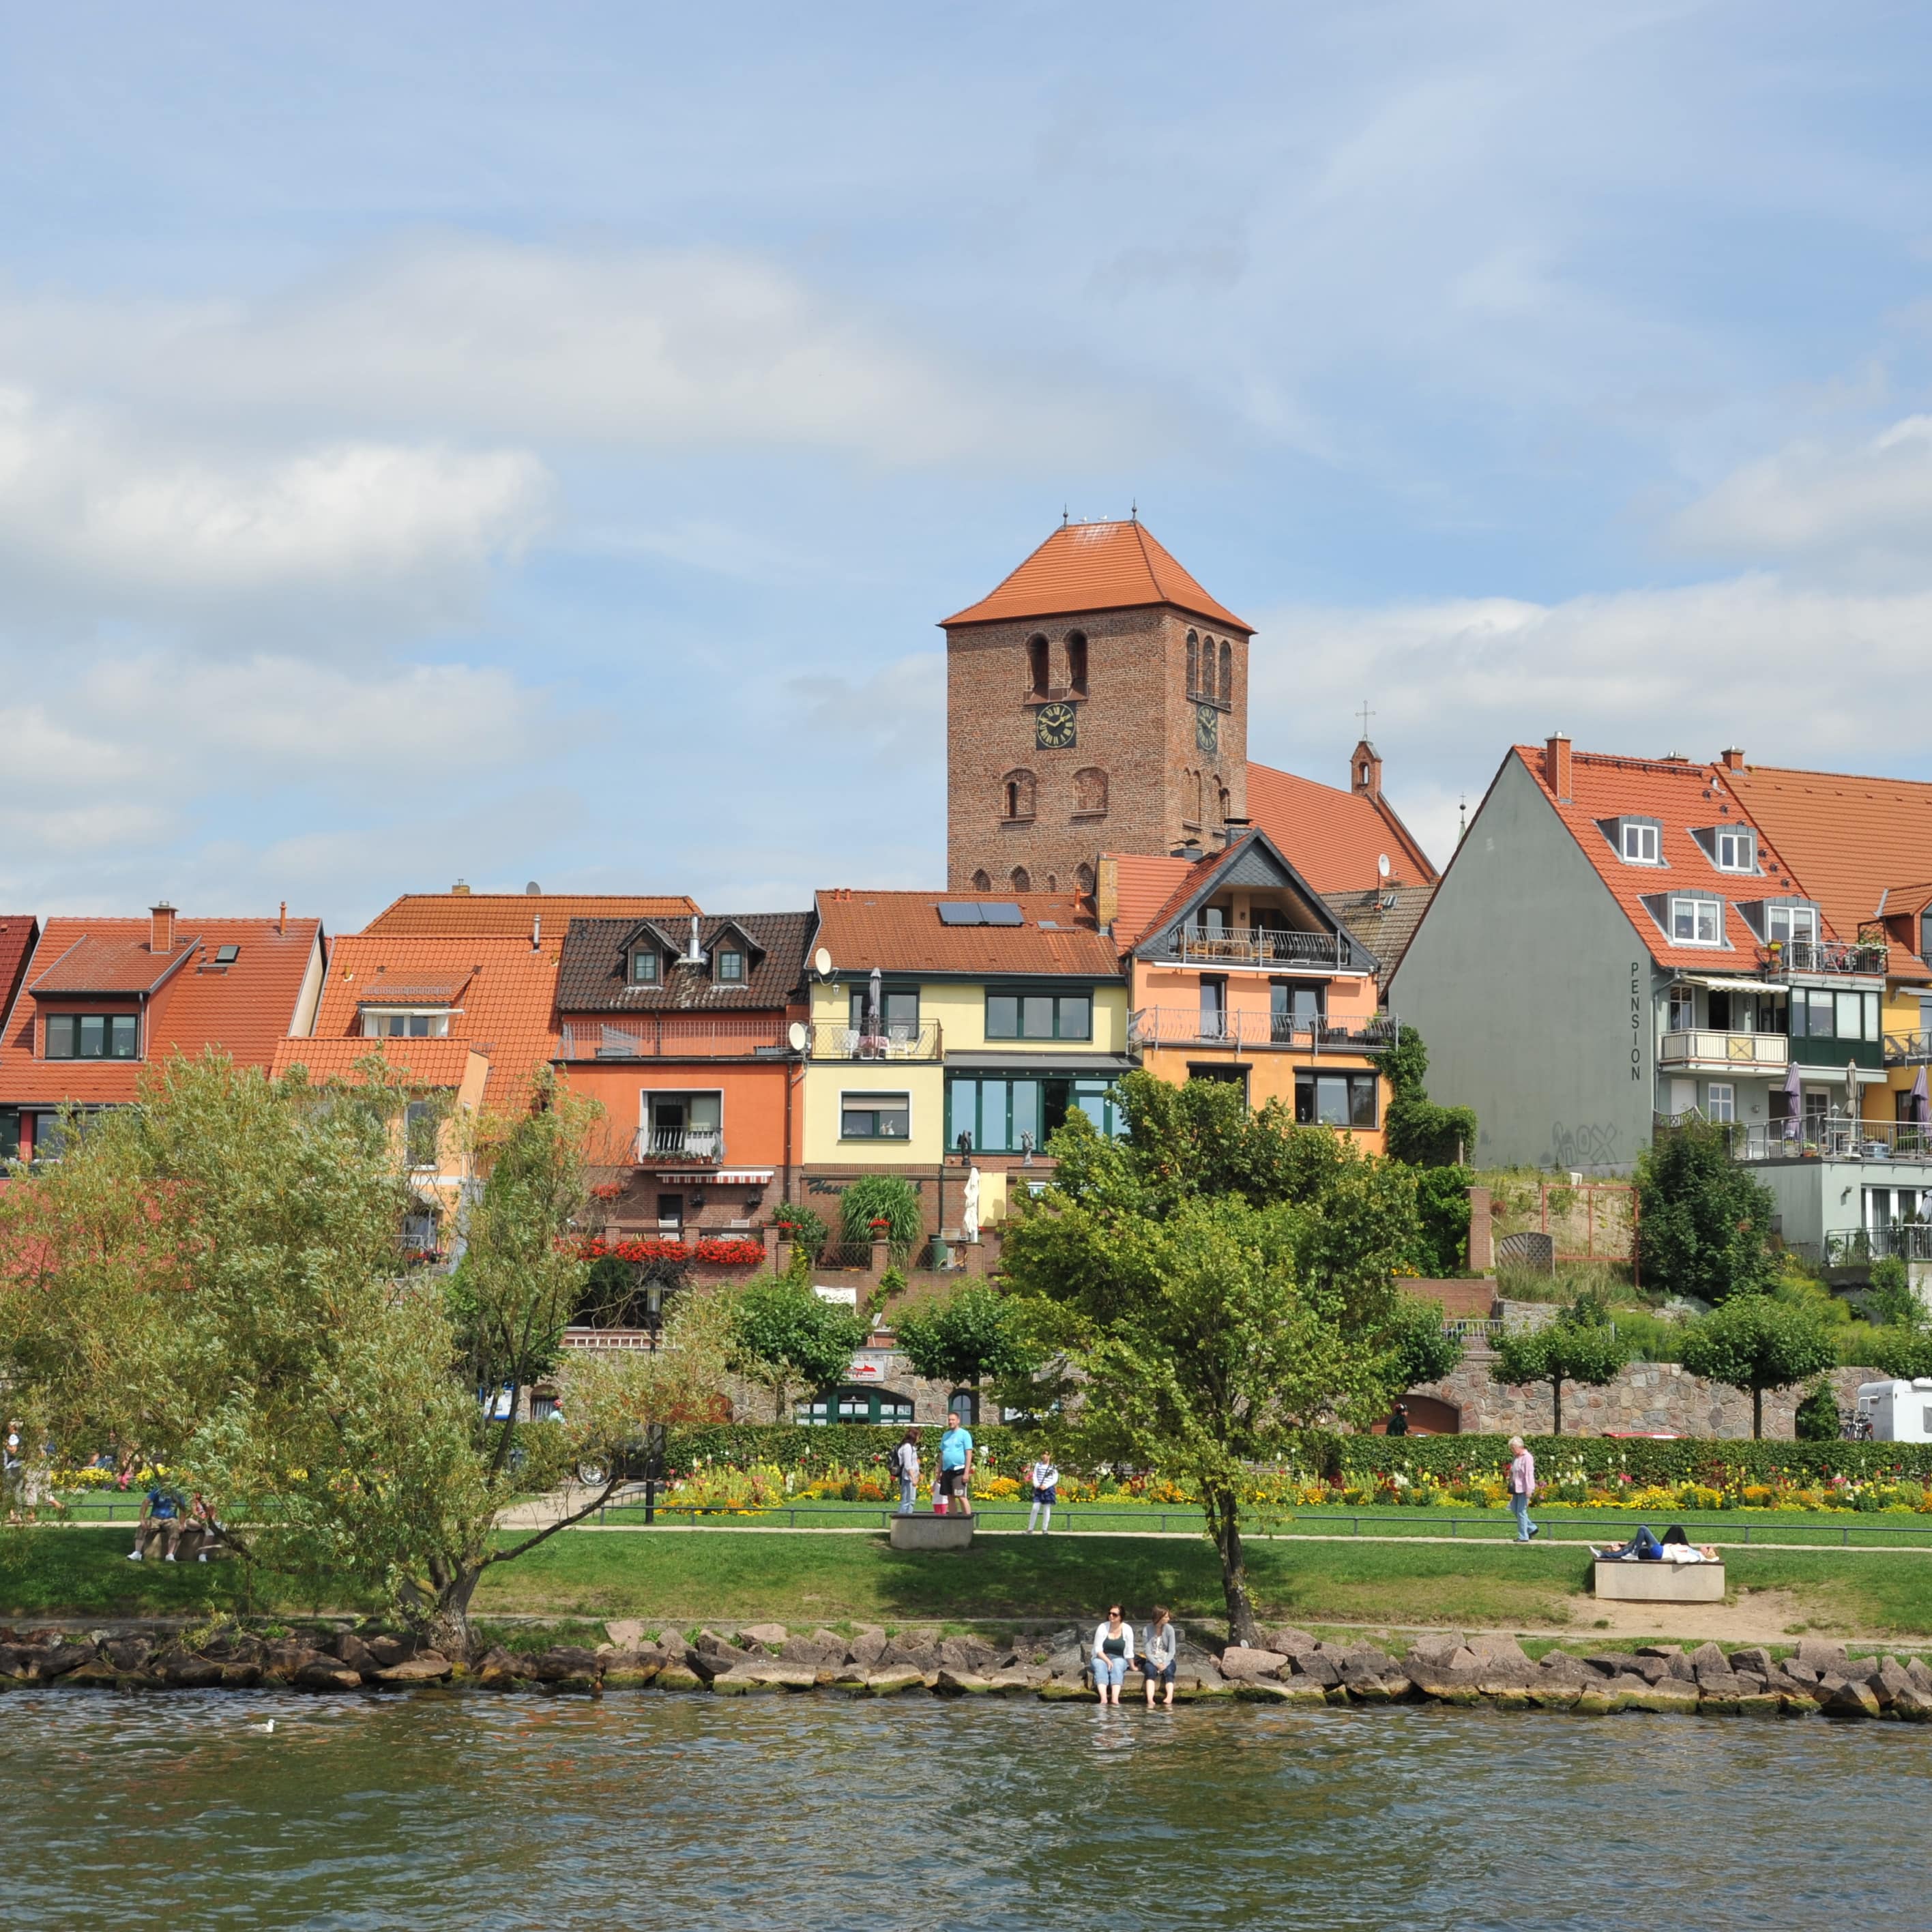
[1389,755,1654,1174]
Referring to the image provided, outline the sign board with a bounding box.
[848,1354,889,1380]
[813,1284,859,1307]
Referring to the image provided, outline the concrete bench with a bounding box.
[1592,1558,1725,1602]
[888,1513,975,1551]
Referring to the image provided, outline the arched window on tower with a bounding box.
[1199,636,1216,701]
[1027,634,1049,697]
[1010,866,1031,893]
[1046,872,1059,892]
[1217,780,1231,824]
[1066,630,1087,695]
[1186,630,1199,697]
[971,869,992,892]
[1001,769,1036,821]
[1075,861,1096,897]
[1073,767,1108,816]
[1218,639,1233,702]
[1187,769,1203,826]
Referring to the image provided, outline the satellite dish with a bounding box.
[787,1021,808,1053]
[814,948,833,979]
[1377,853,1391,880]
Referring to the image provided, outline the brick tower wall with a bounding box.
[944,606,1248,892]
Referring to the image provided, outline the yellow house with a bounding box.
[800,888,1130,1233]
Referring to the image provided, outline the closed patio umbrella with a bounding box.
[1912,1066,1930,1124]
[1781,1057,1802,1143]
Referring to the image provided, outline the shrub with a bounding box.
[837,1175,923,1258]
[1794,1377,1841,1442]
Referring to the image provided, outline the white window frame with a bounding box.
[1767,904,1817,946]
[1706,1082,1736,1124]
[638,1088,723,1159]
[1714,827,1755,873]
[838,1089,913,1142]
[1670,897,1723,946]
[1621,819,1661,864]
[361,1008,453,1038]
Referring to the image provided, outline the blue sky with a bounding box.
[5,3,1932,924]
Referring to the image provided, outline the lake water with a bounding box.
[8,1688,1928,1931]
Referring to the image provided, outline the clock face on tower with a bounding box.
[1195,702,1219,753]
[1034,701,1077,750]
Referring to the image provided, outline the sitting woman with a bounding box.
[1090,1605,1135,1706]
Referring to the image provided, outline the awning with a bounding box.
[1667,973,1774,993]
[712,1169,774,1185]
[943,1052,1136,1073]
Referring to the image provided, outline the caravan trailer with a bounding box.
[1852,1379,1932,1443]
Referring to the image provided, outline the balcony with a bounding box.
[1885,1031,1932,1068]
[559,1016,787,1059]
[1788,1034,1884,1072]
[1128,1007,1398,1054]
[1154,926,1359,970]
[1757,939,1888,979]
[1658,1030,1789,1073]
[634,1125,724,1166]
[1656,1113,1932,1164]
[806,1022,943,1062]
[1824,1224,1932,1265]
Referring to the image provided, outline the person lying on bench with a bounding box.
[1590,1525,1665,1561]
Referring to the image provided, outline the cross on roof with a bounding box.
[1357,699,1375,738]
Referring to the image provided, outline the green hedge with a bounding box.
[1333,1434,1932,1485]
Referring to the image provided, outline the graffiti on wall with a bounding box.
[1547,1120,1622,1170]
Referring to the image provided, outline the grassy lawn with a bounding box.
[11,1525,1932,1638]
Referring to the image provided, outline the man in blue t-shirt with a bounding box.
[938,1411,974,1518]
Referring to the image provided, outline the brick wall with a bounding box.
[944,605,1248,892]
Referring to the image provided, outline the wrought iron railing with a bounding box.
[1757,939,1888,978]
[805,1023,943,1062]
[1128,1007,1397,1053]
[1655,1111,1932,1162]
[1824,1223,1932,1265]
[1158,926,1356,969]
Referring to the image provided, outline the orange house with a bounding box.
[552,913,812,1239]
[1102,828,1394,1147]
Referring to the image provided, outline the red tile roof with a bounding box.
[812,890,1120,977]
[0,916,324,1105]
[1245,760,1437,893]
[0,919,39,1033]
[941,520,1250,632]
[360,892,698,956]
[287,934,560,1112]
[1511,746,1824,971]
[271,1037,482,1089]
[1719,763,1932,976]
[1105,855,1197,948]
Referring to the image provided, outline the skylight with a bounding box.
[215,943,240,963]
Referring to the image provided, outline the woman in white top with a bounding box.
[1027,1456,1059,1534]
[1090,1604,1135,1704]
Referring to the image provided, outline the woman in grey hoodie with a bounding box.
[1140,1606,1178,1708]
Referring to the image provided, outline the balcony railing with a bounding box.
[559,1016,787,1059]
[1655,1111,1932,1163]
[634,1126,724,1165]
[1156,926,1356,969]
[1757,939,1888,978]
[1885,1031,1932,1068]
[1128,1007,1398,1053]
[1658,1030,1789,1070]
[806,1023,943,1062]
[1824,1224,1932,1265]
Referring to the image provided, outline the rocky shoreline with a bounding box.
[6,1620,1932,1721]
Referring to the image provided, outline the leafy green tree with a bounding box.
[728,1275,868,1420]
[1678,1293,1839,1438]
[1386,1292,1465,1388]
[1008,1072,1426,1642]
[1870,1325,1932,1381]
[1635,1121,1779,1302]
[892,1283,1042,1410]
[1408,1164,1474,1274]
[1864,1256,1924,1330]
[1489,1304,1630,1434]
[1377,1025,1479,1168]
[1794,1376,1842,1441]
[838,1173,924,1259]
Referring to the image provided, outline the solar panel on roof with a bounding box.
[936,903,984,925]
[978,902,1023,925]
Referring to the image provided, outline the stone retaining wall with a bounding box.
[1410,1357,1884,1438]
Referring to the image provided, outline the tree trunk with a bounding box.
[1205,1488,1259,1646]
[1551,1376,1563,1435]
[424,1560,482,1660]
[1752,1384,1763,1439]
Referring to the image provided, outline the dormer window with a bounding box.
[1713,828,1755,873]
[716,948,745,984]
[1620,819,1661,864]
[1768,904,1818,947]
[46,1014,138,1059]
[629,948,660,985]
[1670,896,1723,946]
[362,1009,452,1038]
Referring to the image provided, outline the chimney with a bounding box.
[451,879,471,895]
[1544,734,1572,802]
[531,913,542,952]
[1720,747,1745,771]
[1220,815,1251,848]
[1094,855,1120,933]
[278,899,287,936]
[1351,740,1382,799]
[150,902,176,953]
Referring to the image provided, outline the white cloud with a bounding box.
[782,653,945,770]
[0,388,551,630]
[1250,573,1932,863]
[1673,415,1932,581]
[0,237,1139,467]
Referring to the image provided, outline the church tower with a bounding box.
[941,518,1253,896]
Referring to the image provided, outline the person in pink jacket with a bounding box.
[1508,1436,1539,1542]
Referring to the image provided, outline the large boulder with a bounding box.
[862,1667,928,1697]
[1892,1685,1932,1722]
[849,1628,888,1668]
[1817,1676,1881,1720]
[938,1635,1000,1674]
[601,1652,663,1690]
[1216,1646,1289,1682]
[881,1637,940,1674]
[740,1623,790,1649]
[1796,1637,1849,1675]
[1873,1659,1915,1712]
[295,1660,364,1693]
[375,1656,454,1687]
[778,1635,844,1667]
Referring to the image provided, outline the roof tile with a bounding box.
[813,890,1120,978]
[1245,759,1437,893]
[360,892,698,955]
[942,520,1250,631]
[557,913,811,1013]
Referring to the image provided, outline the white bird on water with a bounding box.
[248,1719,274,1733]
